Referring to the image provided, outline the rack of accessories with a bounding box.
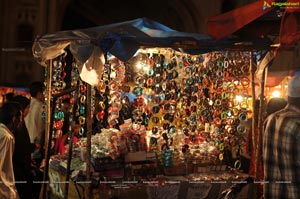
[42,52,95,199]
[45,47,256,199]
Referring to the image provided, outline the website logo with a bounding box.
[263,1,300,10]
[263,1,271,10]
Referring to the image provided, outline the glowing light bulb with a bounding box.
[235,95,243,102]
[135,62,143,70]
[271,90,281,98]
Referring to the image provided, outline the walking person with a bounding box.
[24,82,46,199]
[25,81,46,166]
[263,74,300,199]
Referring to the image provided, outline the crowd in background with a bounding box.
[0,82,45,199]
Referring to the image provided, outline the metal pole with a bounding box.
[85,84,92,199]
[255,65,267,198]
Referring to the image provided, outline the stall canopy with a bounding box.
[33,17,273,86]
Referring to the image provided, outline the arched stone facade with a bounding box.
[0,0,252,86]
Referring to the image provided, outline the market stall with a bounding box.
[32,18,274,199]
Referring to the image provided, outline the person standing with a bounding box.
[265,97,287,117]
[25,81,45,166]
[0,102,23,199]
[11,95,36,199]
[263,74,300,199]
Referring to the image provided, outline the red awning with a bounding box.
[207,0,300,49]
[206,0,276,39]
[280,0,300,49]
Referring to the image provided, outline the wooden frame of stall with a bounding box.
[32,18,277,199]
[41,59,93,199]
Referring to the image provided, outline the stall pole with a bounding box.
[250,51,259,199]
[85,84,92,199]
[41,59,53,199]
[255,66,267,198]
[250,51,256,158]
[256,67,266,177]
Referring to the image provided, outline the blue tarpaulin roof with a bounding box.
[33,18,273,65]
[32,18,273,85]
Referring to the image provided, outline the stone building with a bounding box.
[0,0,253,87]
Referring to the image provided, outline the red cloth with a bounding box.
[279,0,300,49]
[206,0,275,39]
[55,135,78,154]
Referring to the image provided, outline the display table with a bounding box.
[48,156,253,199]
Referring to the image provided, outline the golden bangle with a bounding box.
[80,95,86,103]
[98,101,105,110]
[234,160,241,169]
[215,99,222,106]
[222,92,228,99]
[219,153,224,161]
[221,112,227,120]
[79,116,86,125]
[219,143,224,151]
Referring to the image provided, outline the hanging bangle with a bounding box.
[234,160,241,170]
[79,116,86,125]
[219,153,224,161]
[99,101,105,110]
[80,95,86,103]
[241,77,250,88]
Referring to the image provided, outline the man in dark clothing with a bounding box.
[12,95,37,199]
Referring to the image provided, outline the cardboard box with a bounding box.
[125,151,156,162]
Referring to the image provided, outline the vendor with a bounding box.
[55,122,80,154]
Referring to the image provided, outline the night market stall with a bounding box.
[32,18,274,199]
